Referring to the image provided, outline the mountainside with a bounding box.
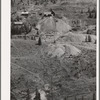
[11,39,96,100]
[11,0,96,100]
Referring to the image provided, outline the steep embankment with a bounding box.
[11,39,96,100]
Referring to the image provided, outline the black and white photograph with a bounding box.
[2,0,98,100]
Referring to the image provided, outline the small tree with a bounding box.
[82,96,84,100]
[85,36,88,42]
[93,93,96,100]
[87,30,91,34]
[31,36,34,40]
[81,9,83,13]
[94,10,96,18]
[20,0,23,3]
[34,88,41,100]
[75,96,77,100]
[94,40,96,44]
[88,35,91,42]
[64,97,67,100]
[88,7,91,13]
[11,0,15,7]
[27,0,30,5]
[88,12,92,18]
[87,7,92,18]
[38,37,42,45]
[91,7,96,18]
[26,89,31,100]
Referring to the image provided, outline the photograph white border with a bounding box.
[96,0,99,99]
[1,0,10,100]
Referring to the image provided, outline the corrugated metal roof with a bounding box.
[14,22,23,25]
[44,11,52,15]
[21,12,29,15]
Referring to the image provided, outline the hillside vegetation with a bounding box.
[11,0,96,100]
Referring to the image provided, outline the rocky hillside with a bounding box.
[11,1,96,100]
[11,39,96,100]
